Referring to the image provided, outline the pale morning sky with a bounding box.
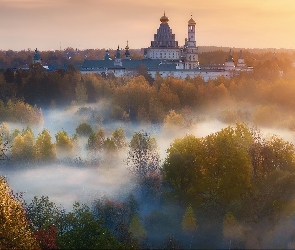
[1,0,295,51]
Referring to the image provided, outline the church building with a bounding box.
[80,13,252,81]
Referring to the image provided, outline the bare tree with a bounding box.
[127,131,160,181]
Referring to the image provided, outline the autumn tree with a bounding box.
[164,110,185,127]
[11,128,35,161]
[87,128,105,152]
[55,130,74,158]
[35,129,56,161]
[111,127,127,150]
[103,138,117,153]
[34,225,59,250]
[75,81,88,104]
[112,76,155,121]
[163,123,253,206]
[0,176,40,249]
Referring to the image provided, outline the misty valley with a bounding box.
[3,52,295,249]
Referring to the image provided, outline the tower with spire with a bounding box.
[104,49,111,60]
[114,45,122,67]
[224,49,235,71]
[124,41,131,60]
[33,48,42,64]
[236,50,246,70]
[185,15,199,69]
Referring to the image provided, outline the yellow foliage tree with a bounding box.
[0,176,40,249]
[164,109,185,128]
[35,130,56,161]
[55,130,74,158]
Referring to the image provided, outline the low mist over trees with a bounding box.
[2,122,295,248]
[2,49,295,248]
[1,50,295,129]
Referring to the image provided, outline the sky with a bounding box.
[1,0,295,51]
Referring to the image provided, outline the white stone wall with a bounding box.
[148,69,233,81]
[224,61,235,71]
[146,48,180,60]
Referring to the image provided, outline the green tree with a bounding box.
[182,204,197,249]
[57,202,121,249]
[26,196,65,230]
[163,135,202,202]
[76,122,93,137]
[103,138,117,152]
[0,177,40,249]
[129,214,147,242]
[182,205,197,234]
[202,124,253,204]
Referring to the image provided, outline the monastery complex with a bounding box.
[80,13,252,81]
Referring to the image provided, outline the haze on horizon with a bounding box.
[1,0,295,51]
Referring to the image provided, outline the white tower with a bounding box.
[185,15,199,69]
[236,50,246,69]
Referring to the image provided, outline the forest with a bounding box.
[2,49,295,249]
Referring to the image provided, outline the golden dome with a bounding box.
[188,16,196,25]
[160,11,169,24]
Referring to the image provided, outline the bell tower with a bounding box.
[185,15,199,69]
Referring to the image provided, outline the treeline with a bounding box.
[1,47,294,70]
[0,99,43,125]
[0,178,141,249]
[3,124,295,248]
[162,123,295,248]
[0,122,127,162]
[1,55,295,128]
[0,48,144,69]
